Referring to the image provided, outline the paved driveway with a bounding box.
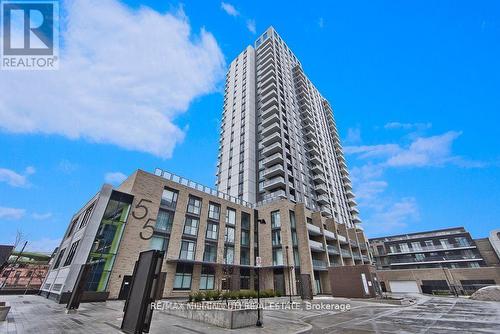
[303,297,500,333]
[1,295,499,333]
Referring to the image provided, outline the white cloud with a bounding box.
[0,0,225,158]
[318,17,324,28]
[0,166,35,187]
[221,2,239,16]
[344,144,401,159]
[355,181,388,201]
[105,172,127,185]
[32,212,53,220]
[345,127,361,144]
[0,206,26,220]
[246,19,256,34]
[385,131,462,167]
[384,122,432,130]
[364,198,419,234]
[57,160,79,174]
[24,237,61,253]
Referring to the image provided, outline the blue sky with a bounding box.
[0,0,499,251]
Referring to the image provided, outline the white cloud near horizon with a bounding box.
[246,19,256,34]
[0,206,26,220]
[0,166,35,187]
[221,2,239,16]
[384,122,432,131]
[0,0,226,158]
[105,171,127,185]
[32,212,54,220]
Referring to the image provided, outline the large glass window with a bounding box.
[173,263,193,290]
[272,230,281,246]
[273,248,283,266]
[241,212,250,230]
[456,237,470,247]
[155,209,174,233]
[208,203,221,221]
[183,217,199,236]
[225,226,235,243]
[240,268,250,289]
[199,266,215,290]
[271,210,281,228]
[187,196,201,215]
[161,188,178,209]
[206,222,218,240]
[224,246,234,264]
[53,248,66,269]
[179,240,196,260]
[203,243,217,262]
[150,236,168,251]
[241,230,250,246]
[63,240,80,266]
[226,208,236,225]
[240,248,250,265]
[79,203,95,228]
[290,210,296,229]
[411,242,422,251]
[400,243,410,252]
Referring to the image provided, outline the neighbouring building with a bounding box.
[0,251,51,290]
[370,227,500,294]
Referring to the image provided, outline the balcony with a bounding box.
[327,245,340,255]
[261,141,282,156]
[362,255,370,262]
[261,120,280,137]
[344,181,353,191]
[309,239,325,252]
[262,164,285,178]
[260,96,278,112]
[262,176,286,191]
[312,259,327,270]
[350,206,360,215]
[341,249,352,258]
[262,113,280,128]
[258,68,276,84]
[324,229,336,241]
[304,137,319,148]
[317,194,329,205]
[353,253,362,261]
[346,190,355,199]
[313,173,326,184]
[307,223,322,236]
[320,206,332,217]
[307,146,320,157]
[353,216,362,224]
[315,183,328,194]
[261,104,279,120]
[260,87,278,104]
[262,152,284,167]
[338,235,348,244]
[390,254,483,266]
[311,164,323,174]
[387,243,477,255]
[310,154,322,165]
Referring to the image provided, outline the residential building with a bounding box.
[216,27,361,230]
[41,169,373,302]
[369,227,500,294]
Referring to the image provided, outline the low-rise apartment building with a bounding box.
[370,228,500,294]
[41,169,375,303]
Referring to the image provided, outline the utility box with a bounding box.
[328,265,381,298]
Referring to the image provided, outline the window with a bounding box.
[271,210,281,228]
[415,253,425,261]
[456,237,470,247]
[272,230,281,246]
[150,236,168,251]
[208,203,221,221]
[241,230,250,246]
[400,243,410,252]
[79,203,95,228]
[63,241,80,266]
[203,243,217,262]
[226,208,236,225]
[173,263,193,290]
[161,188,178,209]
[411,242,422,251]
[241,212,250,230]
[66,217,79,238]
[206,222,218,240]
[290,210,296,229]
[273,248,283,266]
[183,217,199,236]
[240,268,250,289]
[179,240,196,260]
[425,240,434,247]
[53,248,66,269]
[240,248,250,265]
[199,266,215,290]
[155,209,174,233]
[291,231,298,246]
[389,245,396,253]
[224,246,234,264]
[225,226,235,243]
[187,196,201,215]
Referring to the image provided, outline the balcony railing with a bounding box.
[324,229,336,240]
[307,223,322,236]
[312,259,327,269]
[341,249,352,258]
[390,254,483,265]
[309,239,325,252]
[388,243,475,255]
[327,245,340,255]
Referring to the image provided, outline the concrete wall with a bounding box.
[377,267,500,293]
[328,265,379,298]
[475,238,500,267]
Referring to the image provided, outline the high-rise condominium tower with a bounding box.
[216,27,361,229]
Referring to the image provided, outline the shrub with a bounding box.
[222,291,231,301]
[193,291,204,302]
[188,293,193,303]
[275,290,282,297]
[213,290,221,300]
